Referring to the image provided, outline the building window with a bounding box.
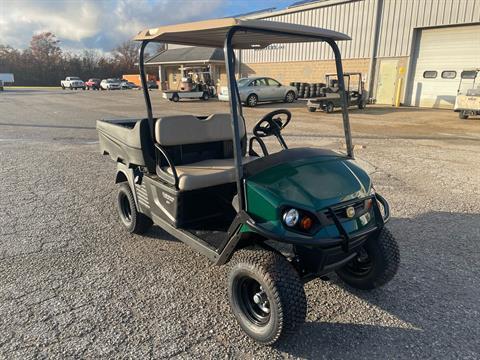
[441,71,456,79]
[423,71,437,79]
[461,70,477,79]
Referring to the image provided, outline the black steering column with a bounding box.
[249,109,291,156]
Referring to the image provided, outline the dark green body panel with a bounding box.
[244,154,373,241]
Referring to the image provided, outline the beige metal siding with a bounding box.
[242,0,377,63]
[377,0,480,57]
[243,0,480,63]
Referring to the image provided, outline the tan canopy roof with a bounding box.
[134,17,350,49]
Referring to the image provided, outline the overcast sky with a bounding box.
[0,0,294,52]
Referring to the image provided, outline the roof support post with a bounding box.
[326,39,354,158]
[139,40,155,141]
[224,27,246,211]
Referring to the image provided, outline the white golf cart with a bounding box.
[454,69,480,120]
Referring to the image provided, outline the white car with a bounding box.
[61,77,85,90]
[218,76,297,107]
[100,79,122,90]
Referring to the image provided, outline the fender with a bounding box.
[115,163,139,208]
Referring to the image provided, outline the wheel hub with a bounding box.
[253,287,270,314]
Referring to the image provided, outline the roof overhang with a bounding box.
[150,60,224,65]
[134,17,350,49]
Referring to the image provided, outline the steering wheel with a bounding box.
[253,109,292,138]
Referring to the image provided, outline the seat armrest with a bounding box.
[154,143,179,189]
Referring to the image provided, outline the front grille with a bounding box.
[320,198,368,224]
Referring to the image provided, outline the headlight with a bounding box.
[282,208,299,227]
[365,186,376,210]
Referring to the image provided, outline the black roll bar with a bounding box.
[137,29,354,211]
[224,26,354,212]
[139,41,155,142]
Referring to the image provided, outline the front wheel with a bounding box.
[61,85,65,90]
[172,93,180,102]
[116,183,153,234]
[228,248,306,345]
[201,92,209,101]
[358,100,366,109]
[284,91,295,103]
[336,227,400,290]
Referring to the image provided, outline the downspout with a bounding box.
[367,0,383,100]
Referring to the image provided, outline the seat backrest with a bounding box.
[154,113,246,166]
[155,113,245,146]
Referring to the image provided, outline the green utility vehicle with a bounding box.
[307,72,367,113]
[96,18,399,345]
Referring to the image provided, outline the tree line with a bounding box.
[0,32,159,86]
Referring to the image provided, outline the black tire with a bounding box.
[358,100,366,109]
[459,111,468,120]
[284,91,295,103]
[201,92,209,101]
[246,94,258,107]
[308,107,316,112]
[325,102,334,113]
[69,85,73,90]
[61,85,65,90]
[228,248,306,345]
[116,183,153,234]
[172,93,180,102]
[336,227,400,290]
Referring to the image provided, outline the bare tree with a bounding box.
[111,40,139,72]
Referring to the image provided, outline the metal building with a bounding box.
[241,0,480,108]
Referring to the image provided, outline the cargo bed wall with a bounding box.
[96,118,150,167]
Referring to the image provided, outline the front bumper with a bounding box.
[246,193,389,250]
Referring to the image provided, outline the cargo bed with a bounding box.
[97,118,153,167]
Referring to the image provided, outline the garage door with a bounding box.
[407,25,480,109]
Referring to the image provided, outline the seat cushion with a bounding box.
[165,157,257,191]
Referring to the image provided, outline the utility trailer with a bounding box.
[163,89,210,102]
[306,72,367,113]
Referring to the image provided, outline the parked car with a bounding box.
[218,76,297,107]
[121,80,139,89]
[146,80,159,89]
[100,78,121,90]
[61,77,85,90]
[85,78,101,90]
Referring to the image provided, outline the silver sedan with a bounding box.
[222,77,297,107]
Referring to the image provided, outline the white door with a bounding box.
[376,59,398,105]
[407,24,480,109]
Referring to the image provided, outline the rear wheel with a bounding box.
[172,93,180,102]
[201,92,209,101]
[459,111,469,120]
[325,102,334,113]
[116,183,152,234]
[284,91,295,103]
[336,227,399,290]
[358,100,366,109]
[228,248,306,345]
[308,107,316,112]
[246,94,258,107]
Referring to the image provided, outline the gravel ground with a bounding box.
[0,89,479,359]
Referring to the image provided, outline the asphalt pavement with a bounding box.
[0,88,479,359]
